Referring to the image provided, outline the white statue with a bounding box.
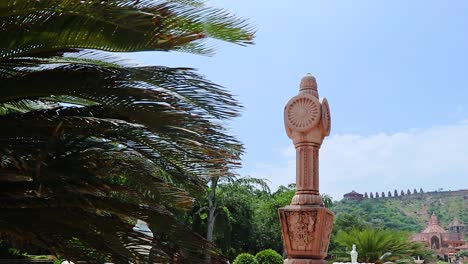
[414,256,424,264]
[350,244,358,263]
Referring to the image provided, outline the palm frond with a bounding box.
[0,0,254,60]
[1,64,241,119]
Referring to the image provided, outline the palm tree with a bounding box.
[0,0,253,263]
[334,228,432,264]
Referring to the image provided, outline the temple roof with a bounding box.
[455,244,468,250]
[344,190,362,196]
[422,213,448,233]
[449,218,465,227]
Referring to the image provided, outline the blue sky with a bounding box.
[129,1,468,200]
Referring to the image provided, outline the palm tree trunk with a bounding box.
[205,177,219,263]
[206,177,219,242]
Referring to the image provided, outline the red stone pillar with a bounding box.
[279,74,334,264]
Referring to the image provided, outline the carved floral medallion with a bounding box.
[285,95,321,132]
[320,97,331,136]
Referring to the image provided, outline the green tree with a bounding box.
[0,0,253,263]
[191,176,269,261]
[204,177,269,243]
[214,177,269,259]
[334,212,370,232]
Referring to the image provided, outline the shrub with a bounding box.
[233,253,259,264]
[0,240,26,259]
[457,250,468,258]
[255,249,283,264]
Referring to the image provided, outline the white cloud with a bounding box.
[246,121,468,200]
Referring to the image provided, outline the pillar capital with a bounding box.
[283,74,331,205]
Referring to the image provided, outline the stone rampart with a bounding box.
[352,189,468,201]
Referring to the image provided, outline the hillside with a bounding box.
[332,190,468,233]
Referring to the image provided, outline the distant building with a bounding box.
[343,190,364,201]
[449,218,466,234]
[411,214,467,258]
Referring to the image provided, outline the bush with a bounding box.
[457,250,468,258]
[255,249,283,264]
[233,253,259,264]
[0,240,26,259]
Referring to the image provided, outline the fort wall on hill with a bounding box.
[343,189,468,201]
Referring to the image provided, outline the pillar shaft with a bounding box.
[295,143,319,193]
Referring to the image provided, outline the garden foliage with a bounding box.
[233,253,258,264]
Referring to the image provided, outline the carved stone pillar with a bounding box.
[279,74,334,264]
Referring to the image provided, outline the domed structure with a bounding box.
[449,218,466,233]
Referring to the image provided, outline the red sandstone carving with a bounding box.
[320,98,331,137]
[285,95,321,132]
[279,74,334,264]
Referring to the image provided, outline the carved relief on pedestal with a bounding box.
[285,210,317,251]
[279,206,333,259]
[320,212,334,254]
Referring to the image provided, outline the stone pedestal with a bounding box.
[279,206,333,259]
[279,74,334,263]
[284,259,328,264]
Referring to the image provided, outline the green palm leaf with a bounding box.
[0,0,252,262]
[335,228,427,264]
[0,0,254,59]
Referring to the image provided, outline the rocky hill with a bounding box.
[332,189,468,233]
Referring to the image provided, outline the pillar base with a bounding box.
[279,206,334,259]
[284,259,327,264]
